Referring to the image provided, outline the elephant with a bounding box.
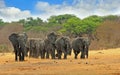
[9,32,28,61]
[29,38,36,58]
[29,38,41,58]
[25,38,31,57]
[80,37,90,58]
[38,40,45,59]
[72,37,90,59]
[42,32,58,59]
[55,36,72,59]
[43,38,56,59]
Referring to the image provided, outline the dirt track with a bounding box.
[0,48,120,75]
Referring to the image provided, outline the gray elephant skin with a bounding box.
[9,32,28,61]
[55,36,72,59]
[28,32,57,59]
[72,37,90,59]
[43,32,57,59]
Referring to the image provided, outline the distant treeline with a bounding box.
[0,14,120,36]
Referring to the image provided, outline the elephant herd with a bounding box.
[9,32,91,61]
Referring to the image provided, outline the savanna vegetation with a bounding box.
[0,14,120,52]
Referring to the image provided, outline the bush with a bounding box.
[0,44,10,53]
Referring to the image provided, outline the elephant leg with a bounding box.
[43,50,45,59]
[41,51,43,59]
[13,45,19,61]
[64,53,67,59]
[18,47,25,61]
[36,48,40,58]
[58,50,62,59]
[81,48,85,59]
[46,50,49,59]
[29,50,32,57]
[34,49,38,58]
[32,49,35,58]
[86,47,89,58]
[14,45,18,61]
[74,50,80,59]
[21,50,25,61]
[81,52,85,59]
[24,47,27,57]
[41,50,46,59]
[19,50,22,61]
[30,48,34,57]
[63,50,67,59]
[51,49,55,59]
[31,48,35,57]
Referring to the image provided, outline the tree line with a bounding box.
[0,14,120,36]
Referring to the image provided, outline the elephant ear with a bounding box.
[9,33,18,42]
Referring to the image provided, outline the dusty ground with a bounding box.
[0,48,120,75]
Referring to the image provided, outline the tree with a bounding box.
[61,17,82,36]
[47,14,77,25]
[62,15,103,36]
[0,19,5,26]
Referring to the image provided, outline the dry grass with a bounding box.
[0,48,120,75]
[90,20,120,50]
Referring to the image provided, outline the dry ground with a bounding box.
[0,48,120,75]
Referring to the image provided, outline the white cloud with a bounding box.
[1,0,120,22]
[0,0,31,22]
[0,7,31,22]
[36,0,120,20]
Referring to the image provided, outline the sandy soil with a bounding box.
[0,48,120,75]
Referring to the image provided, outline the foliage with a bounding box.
[62,17,81,35]
[19,17,44,31]
[62,15,103,36]
[1,15,119,35]
[103,15,119,20]
[0,44,9,52]
[48,14,77,25]
[0,19,5,26]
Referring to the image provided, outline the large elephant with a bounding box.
[43,32,58,59]
[55,36,72,59]
[81,37,90,58]
[72,37,90,59]
[9,32,28,61]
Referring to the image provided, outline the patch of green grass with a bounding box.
[0,44,10,53]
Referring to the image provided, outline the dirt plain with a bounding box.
[0,48,120,75]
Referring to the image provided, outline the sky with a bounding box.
[0,0,120,22]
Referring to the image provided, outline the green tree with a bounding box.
[62,15,103,36]
[103,15,119,20]
[0,19,5,26]
[48,14,76,25]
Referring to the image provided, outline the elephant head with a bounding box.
[47,32,57,45]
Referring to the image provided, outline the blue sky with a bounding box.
[0,0,120,22]
[5,0,73,14]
